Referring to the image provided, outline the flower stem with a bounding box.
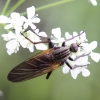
[1,0,11,15]
[5,0,25,16]
[21,0,73,16]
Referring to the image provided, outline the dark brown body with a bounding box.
[8,47,70,82]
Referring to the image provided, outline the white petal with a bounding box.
[90,52,100,62]
[10,12,20,19]
[1,34,8,41]
[32,17,40,23]
[29,23,36,30]
[2,34,8,40]
[21,16,27,21]
[82,68,90,77]
[52,28,61,39]
[65,32,72,39]
[0,15,10,23]
[81,43,91,54]
[70,53,76,59]
[7,31,16,39]
[80,31,87,42]
[28,44,34,52]
[35,43,48,50]
[89,41,97,50]
[75,56,89,65]
[27,6,35,19]
[20,39,28,48]
[23,23,28,29]
[70,69,78,79]
[62,65,70,74]
[28,30,40,42]
[6,40,19,55]
[38,32,47,37]
[34,29,39,33]
[4,24,13,29]
[7,49,13,55]
[51,39,58,43]
[73,32,78,36]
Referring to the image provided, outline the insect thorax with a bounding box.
[51,47,70,63]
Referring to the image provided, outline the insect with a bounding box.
[7,29,89,82]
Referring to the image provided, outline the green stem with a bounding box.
[1,0,11,15]
[5,0,25,16]
[21,0,73,16]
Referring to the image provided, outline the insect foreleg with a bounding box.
[65,60,73,69]
[65,52,91,70]
[64,31,84,43]
[72,63,90,69]
[73,52,91,61]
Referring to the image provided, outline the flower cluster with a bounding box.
[51,28,100,79]
[0,6,100,79]
[0,6,47,55]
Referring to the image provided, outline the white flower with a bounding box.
[63,56,90,79]
[88,0,97,6]
[2,31,23,54]
[6,40,20,55]
[81,41,100,62]
[62,31,93,79]
[0,12,24,34]
[22,6,40,30]
[51,28,65,46]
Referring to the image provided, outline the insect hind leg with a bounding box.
[21,27,50,45]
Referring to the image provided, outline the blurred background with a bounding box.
[0,0,100,100]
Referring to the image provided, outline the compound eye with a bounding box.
[70,43,78,52]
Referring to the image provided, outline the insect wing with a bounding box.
[7,48,60,82]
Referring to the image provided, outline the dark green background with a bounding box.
[0,0,100,100]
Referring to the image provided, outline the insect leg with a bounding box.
[65,59,90,70]
[29,28,55,48]
[68,57,74,61]
[65,52,90,69]
[20,31,49,44]
[21,27,55,47]
[73,52,91,61]
[46,71,53,79]
[65,60,72,69]
[72,63,90,69]
[64,31,84,43]
[62,42,65,47]
[67,52,90,69]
